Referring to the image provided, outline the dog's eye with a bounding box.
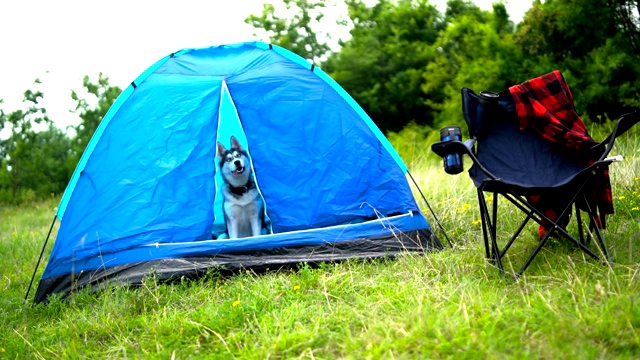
[226,157,233,162]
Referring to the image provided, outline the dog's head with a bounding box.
[217,136,251,183]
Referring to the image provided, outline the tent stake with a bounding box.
[24,214,57,305]
[407,170,453,248]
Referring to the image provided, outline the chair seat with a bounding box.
[468,115,589,190]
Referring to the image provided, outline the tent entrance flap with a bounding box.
[213,80,271,238]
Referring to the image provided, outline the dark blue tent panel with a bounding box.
[34,42,440,303]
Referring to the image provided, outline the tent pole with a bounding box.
[407,170,453,248]
[24,214,57,305]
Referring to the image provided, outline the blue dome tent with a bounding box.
[30,42,442,303]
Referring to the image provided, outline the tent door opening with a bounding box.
[213,81,272,239]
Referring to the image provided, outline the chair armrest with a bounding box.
[431,139,499,180]
[430,139,475,157]
[588,112,640,160]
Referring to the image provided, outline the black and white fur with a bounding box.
[216,136,264,239]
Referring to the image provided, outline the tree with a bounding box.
[515,0,640,121]
[0,74,121,204]
[322,0,522,132]
[608,0,640,54]
[245,0,336,62]
[0,81,73,202]
[323,0,446,133]
[70,73,121,165]
[424,1,522,129]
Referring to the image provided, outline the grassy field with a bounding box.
[1,123,639,359]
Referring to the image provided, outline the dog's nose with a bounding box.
[234,160,241,167]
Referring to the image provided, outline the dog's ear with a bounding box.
[230,136,243,150]
[216,141,226,159]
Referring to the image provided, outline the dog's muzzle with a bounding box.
[233,163,245,176]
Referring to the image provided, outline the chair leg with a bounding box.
[591,225,611,263]
[477,189,491,260]
[517,226,556,276]
[575,203,587,245]
[478,185,611,276]
[491,194,504,274]
[499,190,602,270]
[499,212,533,259]
[580,195,612,263]
[478,189,504,274]
[509,192,601,255]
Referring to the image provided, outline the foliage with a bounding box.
[245,0,338,62]
[386,121,439,169]
[324,0,446,132]
[0,83,73,203]
[515,0,640,121]
[70,73,122,165]
[0,75,120,204]
[425,1,523,130]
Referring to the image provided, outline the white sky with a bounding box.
[0,0,531,132]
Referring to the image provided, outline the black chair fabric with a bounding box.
[462,87,591,190]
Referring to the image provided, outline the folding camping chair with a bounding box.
[432,70,640,276]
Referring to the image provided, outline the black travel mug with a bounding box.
[439,126,463,175]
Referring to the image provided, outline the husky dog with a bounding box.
[216,136,264,239]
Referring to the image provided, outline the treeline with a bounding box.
[1,0,639,204]
[0,75,121,203]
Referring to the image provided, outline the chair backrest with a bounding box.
[461,88,586,189]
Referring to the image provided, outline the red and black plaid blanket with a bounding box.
[508,70,613,237]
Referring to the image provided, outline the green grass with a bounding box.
[2,123,640,359]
